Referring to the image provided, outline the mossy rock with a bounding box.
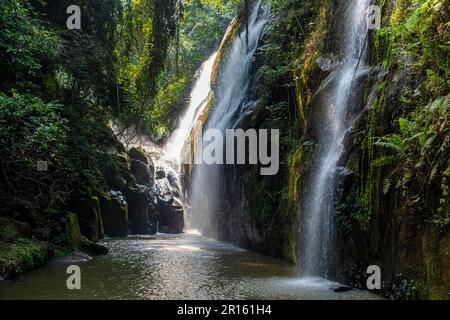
[423,226,450,299]
[99,191,129,237]
[80,236,108,256]
[74,196,102,242]
[68,213,82,250]
[128,147,149,165]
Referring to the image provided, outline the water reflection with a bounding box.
[0,233,380,300]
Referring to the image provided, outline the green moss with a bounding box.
[68,212,82,250]
[356,82,386,226]
[422,225,450,299]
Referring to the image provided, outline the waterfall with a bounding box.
[188,0,269,235]
[164,52,218,165]
[301,0,370,276]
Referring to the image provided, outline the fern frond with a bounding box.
[373,155,398,167]
[383,178,392,194]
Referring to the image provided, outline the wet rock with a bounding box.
[151,179,174,205]
[150,176,185,234]
[99,191,129,237]
[335,167,354,195]
[80,236,108,255]
[316,54,339,72]
[332,285,353,293]
[158,198,185,234]
[155,167,166,179]
[131,159,153,186]
[167,171,182,198]
[125,184,155,235]
[128,147,149,165]
[73,196,103,242]
[52,251,92,264]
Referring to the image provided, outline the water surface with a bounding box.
[0,233,380,300]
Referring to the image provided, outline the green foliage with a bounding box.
[367,0,450,230]
[0,239,47,275]
[376,0,449,95]
[0,225,19,243]
[0,0,133,219]
[375,96,450,226]
[146,74,190,138]
[389,277,425,300]
[140,0,236,139]
[261,0,319,91]
[0,93,70,214]
[259,0,322,168]
[393,0,449,95]
[0,0,57,91]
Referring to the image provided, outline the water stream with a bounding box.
[189,0,269,236]
[301,0,370,276]
[164,53,218,163]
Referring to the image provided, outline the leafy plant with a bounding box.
[375,96,450,226]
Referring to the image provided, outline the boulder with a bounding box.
[73,196,103,242]
[155,167,166,179]
[158,198,185,234]
[331,285,353,293]
[128,147,149,164]
[105,149,131,190]
[125,185,155,235]
[80,236,108,255]
[99,191,129,237]
[131,159,153,186]
[52,251,92,264]
[67,212,82,250]
[150,176,185,234]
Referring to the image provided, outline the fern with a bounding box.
[429,163,439,182]
[374,155,398,167]
[383,178,392,194]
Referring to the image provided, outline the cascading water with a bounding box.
[154,52,217,232]
[164,53,218,164]
[188,0,269,235]
[301,0,370,276]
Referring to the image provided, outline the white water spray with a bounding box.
[188,0,269,235]
[301,0,370,276]
[164,53,218,164]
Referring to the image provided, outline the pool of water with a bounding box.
[0,232,381,300]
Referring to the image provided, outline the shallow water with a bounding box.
[0,233,380,300]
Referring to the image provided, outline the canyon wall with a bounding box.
[185,0,449,299]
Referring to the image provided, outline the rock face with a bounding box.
[129,147,150,164]
[124,148,185,235]
[131,159,153,186]
[74,196,103,242]
[70,147,184,241]
[67,212,82,249]
[150,169,185,234]
[99,191,129,237]
[126,184,155,235]
[183,0,449,299]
